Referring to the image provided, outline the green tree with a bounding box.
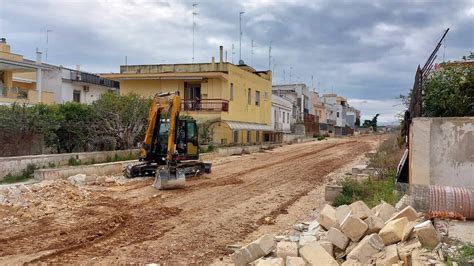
[423,62,474,117]
[55,102,95,153]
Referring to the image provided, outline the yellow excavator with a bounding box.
[124,91,211,189]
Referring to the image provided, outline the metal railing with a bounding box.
[327,119,336,125]
[182,99,229,112]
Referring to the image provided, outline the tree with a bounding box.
[423,61,474,117]
[55,102,95,153]
[93,92,150,150]
[362,114,379,131]
[355,117,360,127]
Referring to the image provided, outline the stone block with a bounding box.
[335,204,352,225]
[356,174,370,181]
[299,235,317,246]
[325,185,343,202]
[327,227,349,250]
[347,233,385,263]
[317,204,338,230]
[401,221,417,242]
[378,217,408,245]
[364,216,384,234]
[342,259,364,266]
[349,200,373,219]
[397,238,422,261]
[253,257,284,266]
[319,240,333,257]
[372,203,382,215]
[375,244,399,266]
[375,201,396,222]
[276,241,298,258]
[340,214,368,242]
[386,206,418,223]
[232,234,275,266]
[299,242,339,266]
[413,221,440,249]
[285,256,306,266]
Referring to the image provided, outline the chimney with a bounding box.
[219,46,224,70]
[211,56,215,70]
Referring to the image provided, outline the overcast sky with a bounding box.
[1,0,473,123]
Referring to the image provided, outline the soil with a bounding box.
[0,134,384,265]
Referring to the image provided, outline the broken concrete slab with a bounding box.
[413,220,440,249]
[397,238,422,261]
[341,259,364,266]
[335,205,352,225]
[375,244,399,266]
[378,217,408,245]
[317,204,338,230]
[340,214,368,242]
[232,234,275,266]
[374,201,396,222]
[319,240,334,257]
[252,257,284,266]
[401,221,417,242]
[372,203,382,215]
[285,256,306,266]
[386,206,418,223]
[276,241,298,259]
[327,227,349,250]
[299,235,317,246]
[299,242,339,266]
[307,220,320,232]
[347,233,384,263]
[364,216,384,234]
[349,200,373,220]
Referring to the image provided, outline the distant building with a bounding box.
[321,93,359,136]
[270,94,293,142]
[272,83,314,122]
[312,91,327,134]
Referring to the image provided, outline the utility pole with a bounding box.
[192,3,198,63]
[231,43,235,63]
[283,69,286,83]
[45,29,52,63]
[311,75,314,91]
[125,55,128,65]
[268,41,272,70]
[239,11,245,64]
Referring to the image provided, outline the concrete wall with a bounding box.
[0,149,139,180]
[409,117,474,187]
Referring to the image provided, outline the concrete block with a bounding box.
[379,217,408,245]
[364,216,384,234]
[299,242,339,266]
[285,256,306,266]
[375,244,399,266]
[355,174,369,181]
[317,204,338,230]
[299,235,317,246]
[340,214,368,242]
[349,200,373,219]
[342,259,364,266]
[347,233,385,263]
[232,234,275,266]
[327,227,349,250]
[386,206,418,223]
[413,221,440,249]
[335,204,352,225]
[319,240,333,257]
[325,185,343,202]
[276,241,298,258]
[253,257,284,266]
[401,221,417,242]
[374,201,396,222]
[397,238,422,261]
[307,219,320,232]
[352,165,368,176]
[372,203,382,214]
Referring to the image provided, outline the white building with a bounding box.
[272,84,314,122]
[271,94,292,133]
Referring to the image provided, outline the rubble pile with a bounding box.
[231,200,447,265]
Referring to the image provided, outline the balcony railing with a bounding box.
[327,119,337,125]
[182,99,229,112]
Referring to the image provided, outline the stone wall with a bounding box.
[409,117,474,186]
[0,129,44,157]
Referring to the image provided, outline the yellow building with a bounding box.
[102,47,273,145]
[0,38,55,105]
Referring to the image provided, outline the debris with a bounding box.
[327,227,349,250]
[387,206,418,223]
[401,221,417,242]
[397,238,422,261]
[276,241,298,259]
[292,223,306,232]
[252,257,284,266]
[413,220,440,249]
[307,220,320,232]
[375,244,399,266]
[299,242,339,266]
[335,205,352,225]
[374,201,396,222]
[285,256,306,266]
[364,215,384,234]
[232,234,275,266]
[349,200,373,220]
[67,174,86,185]
[379,217,408,245]
[317,204,338,230]
[318,240,334,257]
[298,235,317,246]
[340,214,368,242]
[347,233,384,263]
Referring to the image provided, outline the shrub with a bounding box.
[68,157,81,166]
[0,163,37,184]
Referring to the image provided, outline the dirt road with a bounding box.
[0,135,382,264]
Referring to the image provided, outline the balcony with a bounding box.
[0,87,55,105]
[327,119,337,125]
[182,99,229,112]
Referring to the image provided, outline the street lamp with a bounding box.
[239,11,245,65]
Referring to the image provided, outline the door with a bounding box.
[184,83,201,110]
[186,120,199,158]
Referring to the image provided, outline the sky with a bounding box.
[1,0,473,123]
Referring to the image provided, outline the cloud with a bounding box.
[1,0,472,123]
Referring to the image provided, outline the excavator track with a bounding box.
[124,161,212,179]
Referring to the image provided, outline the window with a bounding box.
[73,90,81,103]
[255,90,260,106]
[247,130,251,143]
[337,112,340,118]
[282,111,285,123]
[230,83,234,100]
[256,131,260,143]
[287,113,289,123]
[264,91,268,101]
[233,130,239,143]
[248,88,251,105]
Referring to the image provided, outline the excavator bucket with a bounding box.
[153,166,186,189]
